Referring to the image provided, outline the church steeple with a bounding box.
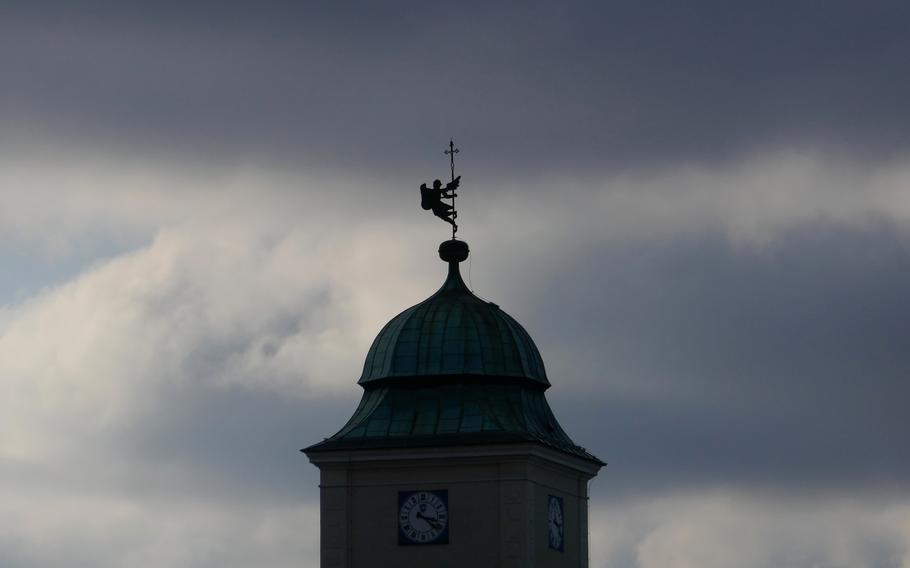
[303,149,603,568]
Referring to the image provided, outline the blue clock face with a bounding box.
[398,490,449,545]
[548,495,564,552]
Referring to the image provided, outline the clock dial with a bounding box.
[398,490,449,545]
[548,495,564,552]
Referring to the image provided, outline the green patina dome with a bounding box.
[309,382,601,463]
[358,240,549,387]
[305,239,602,466]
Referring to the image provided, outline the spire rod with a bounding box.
[444,139,460,239]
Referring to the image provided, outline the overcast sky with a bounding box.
[2,2,909,567]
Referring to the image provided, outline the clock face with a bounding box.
[398,490,449,545]
[548,495,564,552]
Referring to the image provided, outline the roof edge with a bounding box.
[302,433,605,468]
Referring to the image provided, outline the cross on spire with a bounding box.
[445,139,459,182]
[444,139,460,238]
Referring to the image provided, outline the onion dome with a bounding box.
[359,240,549,388]
[304,239,602,466]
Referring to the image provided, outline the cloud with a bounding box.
[0,213,426,455]
[2,144,909,565]
[0,492,318,568]
[514,220,910,494]
[0,203,401,566]
[473,151,910,249]
[2,2,909,565]
[2,1,908,177]
[591,490,910,568]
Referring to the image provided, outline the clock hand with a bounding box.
[416,512,439,526]
[416,512,442,529]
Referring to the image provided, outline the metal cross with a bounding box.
[444,139,459,238]
[444,139,459,182]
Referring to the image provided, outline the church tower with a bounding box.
[303,148,603,568]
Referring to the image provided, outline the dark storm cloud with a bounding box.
[509,222,910,496]
[3,1,909,178]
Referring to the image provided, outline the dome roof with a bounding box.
[358,241,549,387]
[307,383,601,465]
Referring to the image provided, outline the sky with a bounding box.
[2,1,909,566]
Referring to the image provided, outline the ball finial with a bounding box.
[439,240,469,263]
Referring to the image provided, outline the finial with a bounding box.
[439,239,469,263]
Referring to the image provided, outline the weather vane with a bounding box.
[420,139,461,239]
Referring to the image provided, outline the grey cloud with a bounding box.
[499,222,910,496]
[2,1,909,178]
[590,494,910,568]
[108,385,354,504]
[2,4,909,563]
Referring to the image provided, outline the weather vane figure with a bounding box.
[420,140,461,238]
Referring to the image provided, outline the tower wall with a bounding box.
[309,444,599,568]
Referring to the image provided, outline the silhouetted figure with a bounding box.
[420,176,460,229]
